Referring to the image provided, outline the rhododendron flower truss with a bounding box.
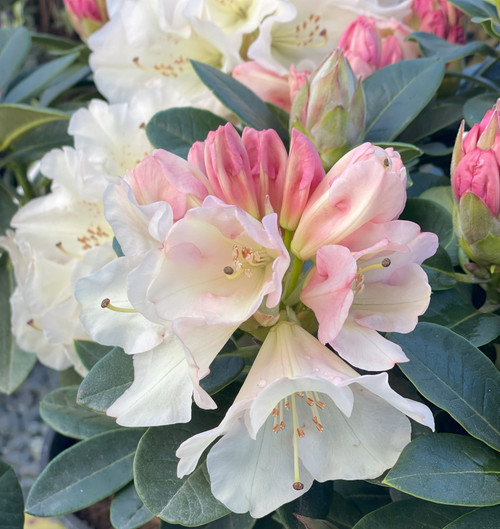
[301,223,439,370]
[177,322,434,518]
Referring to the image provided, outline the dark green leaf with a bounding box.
[408,32,498,62]
[191,60,288,141]
[390,323,500,450]
[373,142,423,164]
[383,434,500,505]
[25,428,144,516]
[110,482,155,529]
[447,0,497,18]
[422,245,457,291]
[0,27,31,95]
[74,340,113,371]
[352,498,469,529]
[398,101,463,144]
[0,252,36,394]
[0,104,69,151]
[0,185,17,234]
[444,505,500,528]
[363,58,445,142]
[333,482,390,516]
[0,460,24,529]
[421,289,500,346]
[295,515,337,529]
[146,107,228,159]
[200,355,244,395]
[326,491,362,529]
[463,93,499,127]
[134,413,230,525]
[77,346,133,413]
[400,198,454,250]
[4,53,79,103]
[417,142,453,157]
[39,386,120,439]
[266,102,290,137]
[205,512,257,529]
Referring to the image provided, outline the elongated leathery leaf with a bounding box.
[26,428,144,516]
[389,323,500,451]
[0,460,24,529]
[383,434,500,505]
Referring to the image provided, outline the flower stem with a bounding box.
[283,229,293,253]
[285,256,303,299]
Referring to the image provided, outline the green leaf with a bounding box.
[39,386,121,439]
[373,142,423,164]
[0,185,17,234]
[325,491,362,529]
[134,414,230,525]
[191,60,288,141]
[352,498,469,529]
[0,104,69,151]
[422,245,457,291]
[3,53,79,103]
[400,198,454,251]
[110,482,155,529]
[383,434,500,505]
[408,32,498,62]
[146,107,228,158]
[77,346,133,413]
[0,27,31,96]
[39,64,91,107]
[363,58,445,142]
[419,186,454,213]
[295,515,337,529]
[334,482,390,516]
[390,322,500,450]
[0,252,36,394]
[443,505,500,528]
[74,340,113,371]
[447,0,498,18]
[200,355,244,395]
[205,512,257,529]
[0,460,24,529]
[463,93,499,127]
[25,428,144,516]
[421,289,500,346]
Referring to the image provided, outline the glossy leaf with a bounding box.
[146,107,228,159]
[110,482,155,529]
[39,386,120,439]
[334,482,390,516]
[0,252,36,394]
[463,93,499,127]
[0,460,24,529]
[134,413,230,525]
[409,32,498,62]
[373,142,423,164]
[390,322,500,450]
[0,104,69,151]
[25,428,144,516]
[3,53,79,103]
[77,346,133,413]
[383,434,500,505]
[421,289,500,346]
[421,246,457,291]
[74,340,113,371]
[39,64,91,106]
[443,505,500,528]
[200,355,244,395]
[191,60,288,141]
[0,27,31,95]
[363,58,445,142]
[352,499,469,529]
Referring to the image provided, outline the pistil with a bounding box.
[101,298,138,313]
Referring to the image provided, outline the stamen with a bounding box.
[27,319,42,331]
[55,242,82,259]
[313,392,325,409]
[383,158,391,168]
[290,394,303,490]
[272,407,280,434]
[101,298,138,313]
[312,416,324,432]
[223,266,234,275]
[358,259,391,274]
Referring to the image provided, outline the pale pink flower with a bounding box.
[301,222,438,370]
[177,322,434,517]
[291,143,407,260]
[232,61,309,113]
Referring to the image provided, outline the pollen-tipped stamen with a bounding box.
[55,242,82,259]
[101,298,138,313]
[27,319,42,331]
[358,258,391,275]
[291,393,304,490]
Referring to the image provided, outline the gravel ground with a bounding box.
[0,362,59,498]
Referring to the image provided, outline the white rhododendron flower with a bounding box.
[177,321,434,517]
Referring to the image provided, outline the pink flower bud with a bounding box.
[63,0,108,41]
[339,16,418,79]
[453,149,500,217]
[232,62,309,113]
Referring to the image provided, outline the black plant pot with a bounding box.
[40,429,96,529]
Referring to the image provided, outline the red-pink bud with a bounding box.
[63,0,108,41]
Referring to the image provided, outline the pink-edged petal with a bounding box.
[300,245,357,344]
